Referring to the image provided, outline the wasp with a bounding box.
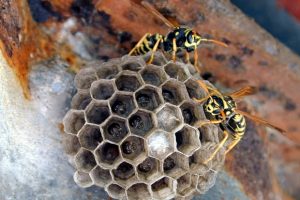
[129,1,227,73]
[193,81,286,164]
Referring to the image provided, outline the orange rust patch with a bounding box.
[0,0,54,99]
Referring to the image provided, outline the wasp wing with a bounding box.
[236,109,286,134]
[228,86,257,99]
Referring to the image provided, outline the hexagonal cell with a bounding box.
[185,78,207,99]
[85,101,110,125]
[121,136,146,162]
[115,73,142,92]
[121,61,143,72]
[135,86,162,111]
[198,125,220,145]
[78,124,103,150]
[73,171,93,188]
[177,173,194,196]
[96,61,120,79]
[161,80,188,105]
[62,133,80,155]
[180,101,205,125]
[151,177,176,199]
[110,93,136,117]
[112,162,137,185]
[164,63,189,81]
[90,80,115,100]
[75,148,97,173]
[74,67,97,89]
[102,117,128,143]
[63,110,85,134]
[156,104,182,132]
[163,152,189,179]
[127,183,151,200]
[107,184,126,199]
[175,126,201,156]
[90,166,112,187]
[147,129,174,160]
[188,146,214,175]
[95,142,121,167]
[110,94,135,117]
[137,157,160,181]
[129,110,154,137]
[197,170,217,194]
[142,52,167,66]
[71,90,92,110]
[140,65,167,86]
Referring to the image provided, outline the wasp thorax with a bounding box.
[63,52,225,199]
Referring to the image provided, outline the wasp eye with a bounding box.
[187,32,193,43]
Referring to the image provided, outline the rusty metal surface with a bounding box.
[0,0,300,199]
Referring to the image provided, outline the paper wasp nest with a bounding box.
[63,52,225,200]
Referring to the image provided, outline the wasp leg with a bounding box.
[203,131,229,164]
[185,51,190,63]
[196,119,224,127]
[147,38,163,64]
[193,46,201,73]
[225,137,241,154]
[129,33,151,55]
[172,38,177,62]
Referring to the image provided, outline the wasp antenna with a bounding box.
[200,38,228,47]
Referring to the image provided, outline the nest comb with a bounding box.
[63,52,225,200]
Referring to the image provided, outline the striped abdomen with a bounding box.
[131,33,164,55]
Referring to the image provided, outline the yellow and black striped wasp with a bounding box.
[129,1,227,72]
[194,81,286,164]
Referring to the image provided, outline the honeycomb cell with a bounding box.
[147,129,174,160]
[189,146,214,175]
[140,65,167,86]
[95,142,121,167]
[96,62,120,79]
[90,80,115,100]
[63,110,85,134]
[177,173,193,196]
[71,90,91,110]
[85,101,110,125]
[163,152,189,179]
[129,110,154,137]
[107,184,126,199]
[185,78,207,99]
[175,125,201,156]
[197,170,217,194]
[78,124,103,150]
[112,162,137,185]
[151,177,176,199]
[115,73,142,92]
[198,125,220,145]
[102,117,128,143]
[156,104,182,132]
[161,80,188,105]
[142,52,167,66]
[62,133,80,155]
[164,63,189,81]
[110,93,136,117]
[121,62,143,72]
[73,171,93,188]
[137,157,160,181]
[135,86,162,111]
[90,166,112,187]
[180,101,205,125]
[74,67,97,89]
[121,136,146,163]
[74,148,97,173]
[127,183,151,200]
